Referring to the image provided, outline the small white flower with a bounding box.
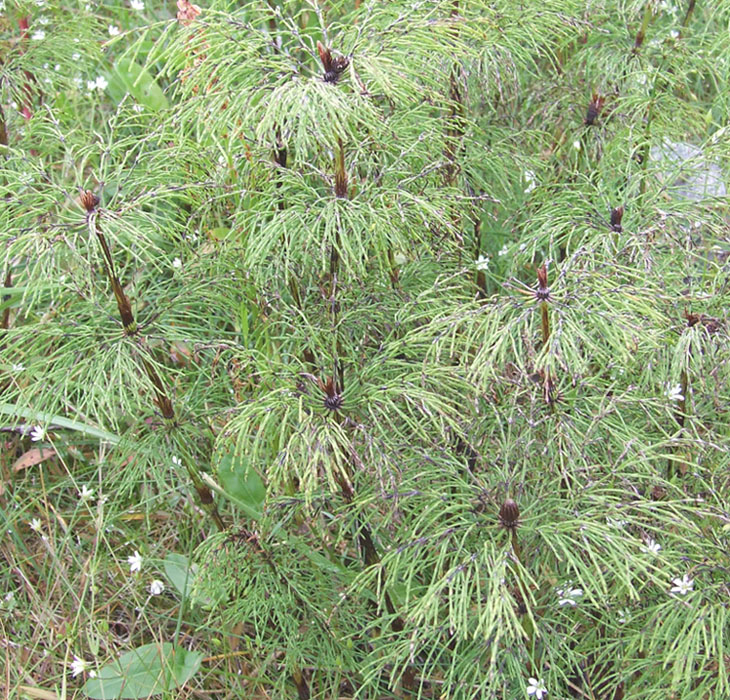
[607,517,628,529]
[30,426,46,442]
[498,244,509,256]
[572,140,581,151]
[4,592,14,602]
[557,586,583,607]
[73,77,83,88]
[475,255,490,271]
[95,76,108,91]
[670,29,679,39]
[87,79,98,92]
[37,15,50,24]
[79,485,94,501]
[30,518,42,532]
[519,243,527,252]
[172,257,182,269]
[526,677,547,699]
[12,363,25,372]
[108,25,121,36]
[70,656,89,678]
[127,551,143,573]
[172,456,182,466]
[130,0,144,8]
[132,103,144,113]
[670,574,693,595]
[641,538,661,555]
[524,170,537,193]
[149,579,165,595]
[617,607,630,624]
[31,30,46,41]
[54,64,60,71]
[664,383,684,401]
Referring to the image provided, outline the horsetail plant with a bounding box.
[2,1,729,699]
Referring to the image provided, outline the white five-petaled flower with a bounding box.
[130,0,144,9]
[664,383,684,401]
[524,170,537,193]
[475,255,490,271]
[557,586,583,607]
[172,257,182,269]
[30,518,42,532]
[641,537,661,555]
[670,574,693,595]
[12,363,25,372]
[30,426,46,442]
[108,25,121,36]
[127,551,143,573]
[31,30,46,41]
[88,76,108,92]
[526,677,547,699]
[70,656,91,678]
[149,579,165,595]
[79,485,94,501]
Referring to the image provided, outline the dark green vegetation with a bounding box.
[1,1,729,698]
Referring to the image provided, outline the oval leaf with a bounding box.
[83,643,201,699]
[216,452,266,519]
[107,58,168,112]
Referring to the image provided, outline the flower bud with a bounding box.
[610,206,624,232]
[80,190,99,212]
[499,498,520,529]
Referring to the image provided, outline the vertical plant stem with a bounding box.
[536,264,555,405]
[444,1,464,188]
[1,269,11,331]
[327,137,415,691]
[0,104,8,147]
[633,2,654,55]
[682,0,697,27]
[81,191,224,531]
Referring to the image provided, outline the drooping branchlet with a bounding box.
[317,41,349,84]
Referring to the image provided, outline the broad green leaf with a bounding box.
[83,643,202,699]
[216,452,266,519]
[106,58,168,111]
[163,553,195,599]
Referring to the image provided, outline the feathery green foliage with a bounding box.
[1,1,729,698]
